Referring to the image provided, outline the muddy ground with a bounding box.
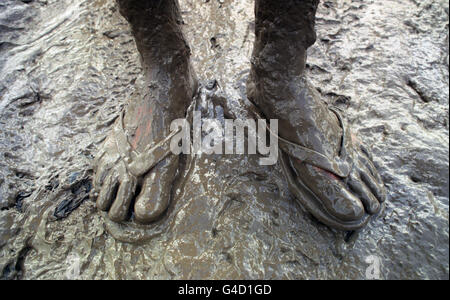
[0,0,448,279]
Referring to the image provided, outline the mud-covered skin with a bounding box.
[0,0,447,280]
[93,0,197,224]
[248,0,386,229]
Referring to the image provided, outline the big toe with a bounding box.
[295,162,365,222]
[330,187,366,221]
[134,155,178,224]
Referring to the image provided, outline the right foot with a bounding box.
[93,0,197,224]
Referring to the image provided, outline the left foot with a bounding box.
[248,75,386,230]
[248,0,386,230]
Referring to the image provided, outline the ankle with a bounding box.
[118,0,190,73]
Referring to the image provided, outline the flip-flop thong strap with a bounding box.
[113,111,181,177]
[255,106,353,178]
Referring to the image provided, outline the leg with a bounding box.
[93,0,197,224]
[248,0,386,230]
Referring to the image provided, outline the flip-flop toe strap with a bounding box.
[279,138,352,178]
[255,106,354,178]
[113,112,181,177]
[280,107,353,178]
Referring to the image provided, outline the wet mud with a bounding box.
[0,0,448,279]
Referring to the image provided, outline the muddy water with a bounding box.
[0,0,448,279]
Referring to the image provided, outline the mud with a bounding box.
[0,0,448,279]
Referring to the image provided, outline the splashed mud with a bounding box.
[0,0,448,279]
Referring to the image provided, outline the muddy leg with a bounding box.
[248,0,386,229]
[117,0,197,148]
[94,0,197,224]
[249,0,339,157]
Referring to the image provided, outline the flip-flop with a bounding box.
[253,106,371,231]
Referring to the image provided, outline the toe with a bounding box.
[330,186,366,221]
[108,175,137,222]
[294,161,365,222]
[94,160,109,191]
[359,165,387,203]
[348,172,381,215]
[134,155,178,224]
[321,183,364,221]
[96,173,119,211]
[358,153,384,185]
[359,144,374,161]
[94,138,121,191]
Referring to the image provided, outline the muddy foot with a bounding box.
[93,87,193,224]
[247,0,386,230]
[249,76,386,230]
[92,0,197,224]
